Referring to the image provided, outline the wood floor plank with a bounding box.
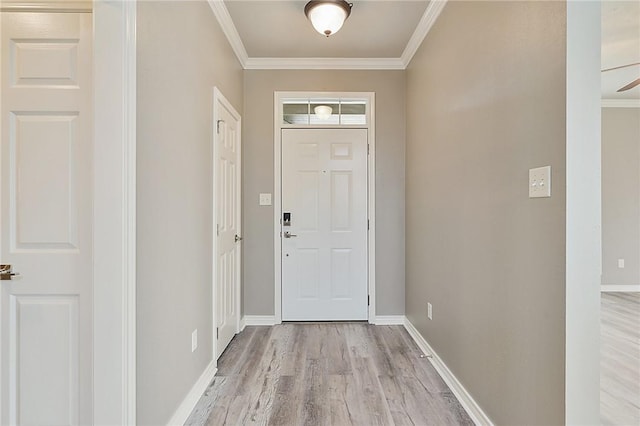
[350,356,395,426]
[601,292,640,426]
[216,326,256,376]
[378,374,420,426]
[327,374,366,426]
[279,325,307,377]
[301,358,329,426]
[436,390,476,426]
[184,376,229,426]
[324,325,352,375]
[377,324,450,393]
[267,376,300,426]
[187,323,474,426]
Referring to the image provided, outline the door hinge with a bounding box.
[216,327,219,340]
[367,219,370,230]
[367,295,370,306]
[367,144,370,155]
[217,224,220,236]
[217,119,225,134]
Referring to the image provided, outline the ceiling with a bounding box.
[216,0,640,100]
[602,1,640,100]
[225,1,428,58]
[212,0,442,69]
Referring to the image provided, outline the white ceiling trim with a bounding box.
[401,0,448,68]
[210,0,447,70]
[244,57,405,70]
[208,0,249,67]
[0,1,92,12]
[601,99,640,108]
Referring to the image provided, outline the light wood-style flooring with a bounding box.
[601,292,640,425]
[186,323,473,426]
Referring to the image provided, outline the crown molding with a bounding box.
[0,0,92,12]
[244,57,405,70]
[208,0,248,68]
[601,99,640,108]
[209,0,445,71]
[401,0,448,68]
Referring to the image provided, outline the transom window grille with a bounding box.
[282,98,367,126]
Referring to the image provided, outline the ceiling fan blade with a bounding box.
[617,77,640,92]
[602,62,640,72]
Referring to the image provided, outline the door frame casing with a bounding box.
[212,87,242,360]
[93,1,137,424]
[273,91,376,323]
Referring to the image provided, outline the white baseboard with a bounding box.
[242,315,277,326]
[372,315,406,325]
[166,360,217,426]
[239,316,247,331]
[403,318,494,426]
[601,285,640,292]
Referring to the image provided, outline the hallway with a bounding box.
[186,324,472,425]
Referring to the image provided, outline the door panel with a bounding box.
[282,128,368,321]
[331,171,352,231]
[11,296,79,425]
[12,112,79,250]
[1,12,92,425]
[215,93,241,359]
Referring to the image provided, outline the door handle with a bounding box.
[235,234,243,243]
[0,264,20,281]
[284,231,297,238]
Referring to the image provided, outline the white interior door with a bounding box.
[214,89,241,359]
[281,128,368,321]
[0,11,93,425]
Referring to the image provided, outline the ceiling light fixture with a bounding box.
[314,105,333,120]
[304,0,353,37]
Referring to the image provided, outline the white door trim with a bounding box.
[273,91,376,323]
[93,1,136,424]
[212,87,242,360]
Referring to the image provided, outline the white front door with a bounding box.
[214,89,241,359]
[0,11,93,425]
[281,128,368,321]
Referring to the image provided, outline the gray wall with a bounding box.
[602,107,640,287]
[243,70,406,316]
[405,2,566,425]
[136,2,243,424]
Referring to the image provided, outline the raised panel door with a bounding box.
[281,128,368,321]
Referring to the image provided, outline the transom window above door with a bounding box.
[281,98,368,126]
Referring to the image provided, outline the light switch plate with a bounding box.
[259,193,272,206]
[529,166,551,198]
[618,259,625,269]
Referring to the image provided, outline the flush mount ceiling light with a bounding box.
[304,0,353,37]
[314,105,333,120]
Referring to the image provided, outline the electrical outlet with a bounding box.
[618,259,625,269]
[427,303,433,320]
[191,329,198,352]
